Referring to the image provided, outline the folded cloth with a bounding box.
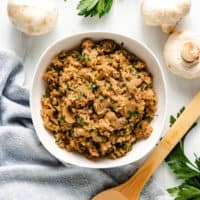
[0,50,170,200]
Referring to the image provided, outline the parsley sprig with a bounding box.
[166,107,200,200]
[77,0,113,17]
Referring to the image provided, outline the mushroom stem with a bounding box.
[181,41,200,67]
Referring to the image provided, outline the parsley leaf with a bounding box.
[76,117,85,126]
[128,110,138,119]
[77,0,113,17]
[140,83,148,91]
[166,107,200,199]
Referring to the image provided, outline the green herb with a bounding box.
[57,115,65,123]
[77,76,83,81]
[125,120,129,125]
[124,84,129,91]
[109,82,112,90]
[77,0,113,18]
[169,115,176,127]
[122,144,129,151]
[170,107,185,127]
[66,84,72,91]
[59,91,65,97]
[145,117,152,123]
[75,53,90,62]
[118,71,123,80]
[177,107,185,118]
[54,66,60,72]
[90,126,99,136]
[110,102,117,112]
[55,138,61,143]
[69,128,74,137]
[78,91,85,99]
[89,82,99,91]
[76,117,85,126]
[131,71,141,79]
[82,54,91,62]
[128,111,138,119]
[75,54,82,61]
[140,83,148,91]
[166,107,200,199]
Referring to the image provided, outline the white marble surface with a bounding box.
[1,0,200,192]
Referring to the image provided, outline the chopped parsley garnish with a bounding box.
[66,84,72,91]
[125,119,129,125]
[76,117,85,126]
[55,137,61,143]
[82,54,91,62]
[145,117,152,123]
[59,91,65,97]
[131,71,140,78]
[77,76,83,81]
[109,82,112,90]
[75,54,82,61]
[75,54,91,62]
[53,66,60,72]
[122,144,130,151]
[140,83,148,91]
[110,102,117,112]
[128,110,138,119]
[57,115,65,123]
[170,107,185,127]
[90,126,99,136]
[169,115,176,127]
[69,128,74,136]
[118,71,123,80]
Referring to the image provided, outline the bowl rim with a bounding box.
[30,31,168,168]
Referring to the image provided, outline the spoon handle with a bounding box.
[116,91,200,200]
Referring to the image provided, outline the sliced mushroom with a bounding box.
[105,112,126,130]
[164,30,200,79]
[141,0,191,34]
[93,98,111,116]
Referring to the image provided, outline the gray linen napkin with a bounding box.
[0,50,170,200]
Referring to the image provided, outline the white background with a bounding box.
[1,0,200,191]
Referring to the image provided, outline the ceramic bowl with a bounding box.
[30,32,167,168]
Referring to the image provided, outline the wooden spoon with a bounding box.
[92,91,200,200]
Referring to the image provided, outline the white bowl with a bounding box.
[30,32,167,168]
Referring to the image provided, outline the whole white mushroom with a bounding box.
[141,0,191,34]
[7,0,58,36]
[164,30,200,79]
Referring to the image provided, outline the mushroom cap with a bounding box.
[7,0,58,36]
[141,0,191,33]
[164,30,200,79]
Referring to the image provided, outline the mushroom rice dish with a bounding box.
[41,39,157,159]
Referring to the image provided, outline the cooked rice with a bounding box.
[41,39,157,159]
